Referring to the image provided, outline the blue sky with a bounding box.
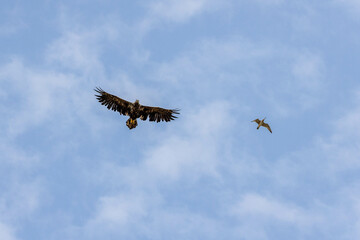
[1,0,360,239]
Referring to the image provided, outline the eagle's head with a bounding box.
[134,99,140,107]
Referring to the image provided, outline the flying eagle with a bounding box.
[95,87,179,129]
[252,118,272,133]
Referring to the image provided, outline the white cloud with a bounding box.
[86,100,234,200]
[136,0,228,37]
[0,175,42,240]
[0,139,39,168]
[334,0,360,15]
[237,89,360,237]
[252,0,284,4]
[314,92,360,172]
[227,193,325,239]
[0,5,25,36]
[0,22,24,36]
[0,180,42,221]
[83,195,223,239]
[149,0,210,23]
[146,0,284,25]
[1,2,357,239]
[0,58,77,137]
[90,193,147,227]
[231,193,319,225]
[0,30,139,139]
[143,101,232,179]
[46,10,136,75]
[135,0,287,39]
[153,37,271,87]
[46,31,105,75]
[118,100,231,182]
[0,223,17,240]
[329,91,360,142]
[76,100,235,237]
[153,37,325,116]
[292,52,323,88]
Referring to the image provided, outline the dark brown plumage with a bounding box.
[94,87,179,129]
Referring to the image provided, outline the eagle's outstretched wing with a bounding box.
[94,87,133,116]
[252,119,260,124]
[262,123,272,133]
[139,106,179,122]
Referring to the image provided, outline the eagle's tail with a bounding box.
[126,118,138,129]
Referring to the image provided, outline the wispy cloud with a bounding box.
[0,5,25,36]
[334,0,360,16]
[77,88,360,239]
[153,37,326,116]
[231,193,320,225]
[0,222,17,240]
[136,0,229,37]
[73,100,234,238]
[0,180,42,222]
[149,0,210,23]
[252,0,284,5]
[1,1,359,239]
[0,58,77,137]
[46,31,104,74]
[89,193,147,228]
[0,143,42,240]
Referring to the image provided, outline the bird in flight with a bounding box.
[252,117,272,133]
[95,87,179,129]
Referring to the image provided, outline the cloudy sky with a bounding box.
[1,0,360,239]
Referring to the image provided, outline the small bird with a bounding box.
[252,117,272,133]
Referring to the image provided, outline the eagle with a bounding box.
[252,117,272,133]
[94,87,179,129]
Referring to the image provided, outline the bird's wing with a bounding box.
[139,105,179,122]
[94,87,133,116]
[252,119,260,124]
[262,123,272,133]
